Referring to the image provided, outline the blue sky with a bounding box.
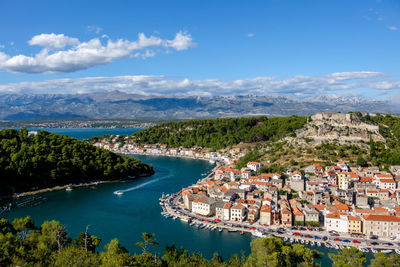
[0,0,399,99]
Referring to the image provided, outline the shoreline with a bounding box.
[2,173,154,201]
[120,151,217,163]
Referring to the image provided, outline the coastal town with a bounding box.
[94,138,400,253]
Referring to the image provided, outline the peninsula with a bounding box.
[0,128,154,198]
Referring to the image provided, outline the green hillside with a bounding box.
[131,116,307,149]
[0,129,154,196]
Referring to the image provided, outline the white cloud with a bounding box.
[0,72,398,98]
[388,26,398,31]
[166,31,196,51]
[0,31,196,73]
[28,33,80,49]
[247,33,255,37]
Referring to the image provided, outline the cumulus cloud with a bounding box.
[0,71,398,98]
[388,26,398,31]
[166,31,196,51]
[28,33,80,49]
[247,33,255,37]
[0,31,196,73]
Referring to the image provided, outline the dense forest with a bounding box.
[0,129,154,196]
[131,116,307,149]
[0,217,397,266]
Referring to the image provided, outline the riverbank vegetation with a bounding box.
[1,217,398,266]
[131,116,307,150]
[0,129,154,197]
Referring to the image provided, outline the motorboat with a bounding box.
[251,230,265,238]
[371,248,378,253]
[380,249,392,254]
[317,242,321,247]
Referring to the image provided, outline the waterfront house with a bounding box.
[303,205,320,225]
[279,199,293,227]
[348,216,363,235]
[192,196,216,216]
[292,206,305,225]
[215,201,226,220]
[223,202,232,221]
[260,204,272,225]
[230,203,247,222]
[362,214,400,238]
[325,212,349,233]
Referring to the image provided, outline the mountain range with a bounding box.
[0,91,398,120]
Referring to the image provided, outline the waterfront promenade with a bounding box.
[162,193,399,252]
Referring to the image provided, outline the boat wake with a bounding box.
[113,173,172,196]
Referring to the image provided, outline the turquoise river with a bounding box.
[1,128,375,265]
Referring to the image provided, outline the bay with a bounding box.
[27,127,141,140]
[0,128,375,265]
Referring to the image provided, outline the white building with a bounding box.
[230,203,247,221]
[191,196,216,216]
[325,212,348,233]
[247,162,264,172]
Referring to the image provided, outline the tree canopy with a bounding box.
[0,129,154,196]
[131,116,307,149]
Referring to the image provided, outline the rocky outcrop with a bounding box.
[296,112,385,143]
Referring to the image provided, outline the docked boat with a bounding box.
[381,249,392,254]
[325,243,330,248]
[218,228,223,232]
[65,187,73,192]
[334,244,339,250]
[305,240,309,245]
[289,238,294,243]
[189,222,195,227]
[317,242,321,247]
[283,237,288,242]
[310,241,315,246]
[180,217,189,222]
[228,229,237,232]
[395,249,400,254]
[251,230,265,238]
[371,248,378,253]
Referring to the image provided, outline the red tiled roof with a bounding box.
[363,214,400,222]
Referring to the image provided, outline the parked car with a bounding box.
[371,242,379,245]
[352,240,361,244]
[370,235,378,239]
[342,239,351,243]
[294,232,302,237]
[313,236,321,239]
[322,236,328,241]
[304,234,312,238]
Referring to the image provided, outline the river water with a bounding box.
[1,128,375,265]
